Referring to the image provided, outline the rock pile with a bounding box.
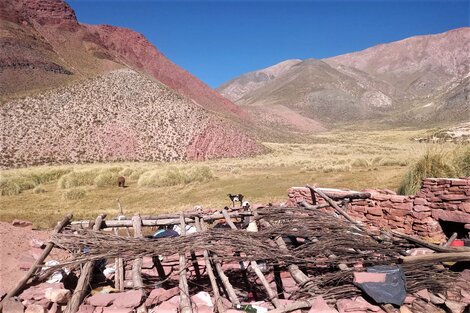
[287,177,470,241]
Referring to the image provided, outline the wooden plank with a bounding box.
[194,217,226,313]
[65,214,105,313]
[0,213,73,311]
[179,214,193,313]
[132,214,144,289]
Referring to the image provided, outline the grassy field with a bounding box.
[0,129,460,229]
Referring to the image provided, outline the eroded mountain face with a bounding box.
[0,0,264,167]
[218,28,470,128]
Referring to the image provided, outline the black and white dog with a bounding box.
[227,193,244,208]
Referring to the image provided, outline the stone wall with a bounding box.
[287,178,470,242]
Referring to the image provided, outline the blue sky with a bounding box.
[69,0,470,88]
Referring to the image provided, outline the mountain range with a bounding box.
[1,0,468,168]
[218,28,469,130]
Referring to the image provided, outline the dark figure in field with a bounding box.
[227,193,244,207]
[117,176,126,188]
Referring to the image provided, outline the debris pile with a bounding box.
[1,183,469,313]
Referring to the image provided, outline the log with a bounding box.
[307,185,366,231]
[391,230,470,252]
[401,252,470,264]
[222,209,280,308]
[65,214,105,313]
[178,214,193,313]
[194,217,226,313]
[0,213,73,311]
[319,190,371,200]
[132,214,144,289]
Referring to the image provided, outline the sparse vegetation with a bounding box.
[1,129,465,228]
[398,146,470,195]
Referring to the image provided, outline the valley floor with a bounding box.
[0,129,460,228]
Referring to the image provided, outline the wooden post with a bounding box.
[222,209,280,308]
[178,214,193,313]
[190,251,202,284]
[132,214,144,289]
[65,214,105,313]
[113,224,125,291]
[194,217,226,313]
[0,213,73,311]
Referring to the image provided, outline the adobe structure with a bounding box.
[287,177,470,242]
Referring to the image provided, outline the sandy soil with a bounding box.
[0,222,66,292]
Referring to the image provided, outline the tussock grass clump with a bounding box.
[453,146,470,177]
[62,188,87,200]
[58,170,97,189]
[398,149,457,195]
[138,166,214,187]
[33,185,47,194]
[94,171,120,187]
[0,177,21,196]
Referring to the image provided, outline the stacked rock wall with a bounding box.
[287,178,470,242]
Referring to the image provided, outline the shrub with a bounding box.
[62,188,86,200]
[398,150,456,195]
[33,185,47,194]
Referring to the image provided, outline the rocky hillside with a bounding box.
[0,69,263,168]
[1,0,245,119]
[0,0,264,167]
[326,28,470,98]
[218,28,470,128]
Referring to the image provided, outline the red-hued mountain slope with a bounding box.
[0,0,263,167]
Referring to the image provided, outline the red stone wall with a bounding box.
[287,178,470,242]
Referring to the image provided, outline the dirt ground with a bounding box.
[0,222,67,292]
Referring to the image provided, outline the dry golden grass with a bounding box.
[0,129,462,229]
